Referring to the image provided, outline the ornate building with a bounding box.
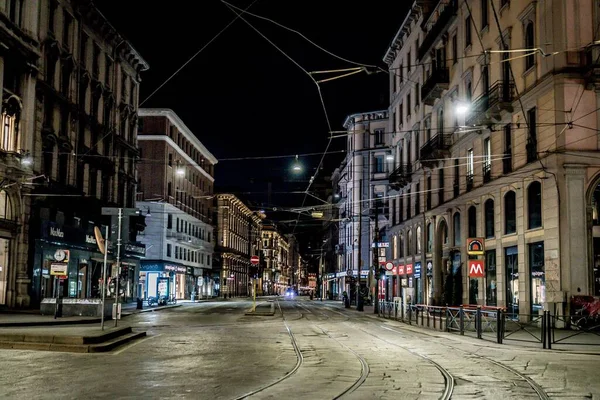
[213,194,262,298]
[27,0,148,308]
[384,0,600,316]
[261,225,288,295]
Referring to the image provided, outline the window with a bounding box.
[466,149,474,191]
[92,43,100,78]
[481,0,488,30]
[527,181,542,229]
[48,0,57,34]
[399,233,404,257]
[439,167,445,204]
[375,129,384,145]
[415,83,420,106]
[437,108,444,135]
[167,244,172,257]
[89,168,97,197]
[485,199,495,238]
[399,103,404,126]
[468,206,477,237]
[527,107,537,162]
[465,16,472,48]
[503,124,512,173]
[485,250,497,306]
[8,0,23,26]
[466,80,472,102]
[453,159,460,198]
[525,21,535,70]
[504,191,516,234]
[426,176,432,210]
[407,93,411,117]
[393,235,398,259]
[105,56,113,87]
[0,190,13,220]
[375,155,384,173]
[407,51,411,73]
[427,223,433,252]
[453,212,461,246]
[415,182,420,215]
[406,189,411,219]
[408,230,413,256]
[1,109,18,152]
[529,242,545,315]
[79,33,88,68]
[414,129,420,161]
[63,11,72,50]
[58,151,68,185]
[167,213,173,229]
[416,226,422,253]
[399,64,403,82]
[483,137,491,182]
[392,73,397,93]
[452,35,458,64]
[441,221,449,245]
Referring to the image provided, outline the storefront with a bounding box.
[32,221,145,309]
[139,262,195,300]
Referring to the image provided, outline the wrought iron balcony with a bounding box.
[388,164,412,189]
[421,68,450,106]
[420,133,452,165]
[417,0,458,61]
[466,81,515,126]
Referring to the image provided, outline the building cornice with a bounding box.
[216,193,255,217]
[343,110,389,129]
[137,135,215,183]
[138,108,218,164]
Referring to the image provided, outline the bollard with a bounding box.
[545,310,552,350]
[542,310,547,349]
[459,306,465,335]
[496,308,503,344]
[476,306,482,339]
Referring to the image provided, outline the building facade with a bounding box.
[26,0,148,309]
[0,0,41,308]
[334,111,391,300]
[261,225,289,295]
[136,108,217,300]
[384,0,600,316]
[213,194,262,298]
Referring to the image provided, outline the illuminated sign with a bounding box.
[467,238,485,255]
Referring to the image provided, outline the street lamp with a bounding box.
[455,102,470,116]
[292,155,302,172]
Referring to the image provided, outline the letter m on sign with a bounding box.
[468,260,485,278]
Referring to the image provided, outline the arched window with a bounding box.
[393,235,398,259]
[0,190,13,220]
[468,206,477,237]
[416,226,422,253]
[525,21,535,70]
[427,223,433,252]
[505,191,516,234]
[528,181,542,229]
[408,230,413,256]
[485,199,495,238]
[453,212,461,246]
[440,220,448,246]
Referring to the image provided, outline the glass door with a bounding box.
[505,246,519,317]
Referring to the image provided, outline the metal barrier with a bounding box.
[549,314,600,347]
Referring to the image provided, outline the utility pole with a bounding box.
[373,195,380,314]
[356,179,364,311]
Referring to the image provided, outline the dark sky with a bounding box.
[98,0,410,231]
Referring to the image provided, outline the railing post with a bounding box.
[496,308,503,344]
[542,311,547,349]
[546,310,552,350]
[408,304,412,325]
[476,306,482,339]
[426,306,430,327]
[459,306,465,335]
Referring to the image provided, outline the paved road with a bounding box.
[0,298,598,399]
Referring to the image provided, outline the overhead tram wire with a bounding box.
[139,0,259,107]
[221,1,336,238]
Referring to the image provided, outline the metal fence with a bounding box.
[377,301,600,349]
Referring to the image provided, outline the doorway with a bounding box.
[0,238,9,305]
[505,246,519,316]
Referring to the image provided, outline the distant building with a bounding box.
[261,225,289,295]
[333,111,390,300]
[136,108,217,300]
[213,194,262,298]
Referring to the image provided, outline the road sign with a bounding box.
[468,260,485,277]
[250,255,259,265]
[384,261,394,271]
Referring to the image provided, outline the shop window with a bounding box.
[0,191,13,220]
[485,199,494,238]
[529,242,544,315]
[504,191,516,234]
[485,250,497,306]
[505,246,519,316]
[527,181,542,229]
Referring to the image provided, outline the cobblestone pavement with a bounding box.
[0,298,598,399]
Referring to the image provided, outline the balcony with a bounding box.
[466,174,474,191]
[421,68,449,106]
[388,164,413,189]
[420,134,452,166]
[417,0,458,61]
[466,81,515,126]
[482,163,491,183]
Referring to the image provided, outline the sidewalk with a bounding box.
[0,302,181,327]
[318,300,600,355]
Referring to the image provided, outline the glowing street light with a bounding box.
[455,102,470,116]
[292,155,302,173]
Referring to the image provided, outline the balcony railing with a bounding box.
[466,81,515,126]
[420,133,452,163]
[417,0,458,61]
[421,68,450,106]
[483,163,491,183]
[388,164,413,189]
[466,174,474,191]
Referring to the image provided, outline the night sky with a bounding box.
[98,0,410,233]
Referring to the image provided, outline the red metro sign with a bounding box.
[468,260,485,278]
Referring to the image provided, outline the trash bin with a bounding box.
[136,297,143,310]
